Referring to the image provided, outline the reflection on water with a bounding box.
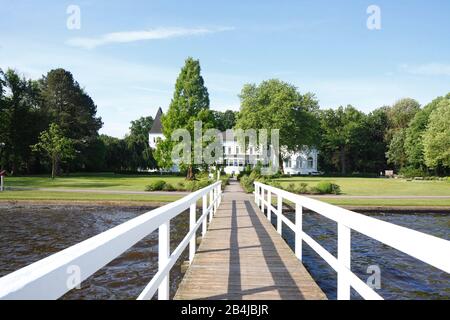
[275,211,450,300]
[0,204,448,300]
[0,205,190,300]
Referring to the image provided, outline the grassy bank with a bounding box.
[4,173,185,191]
[274,176,450,196]
[0,190,182,203]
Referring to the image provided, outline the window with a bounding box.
[296,158,302,169]
[236,146,240,154]
[223,146,226,155]
[307,157,314,169]
[228,147,232,154]
[249,147,253,155]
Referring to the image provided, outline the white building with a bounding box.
[149,108,319,175]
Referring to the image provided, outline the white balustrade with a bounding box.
[254,181,450,300]
[0,181,223,300]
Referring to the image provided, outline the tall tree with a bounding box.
[155,57,213,179]
[423,98,450,170]
[32,123,75,179]
[318,106,365,174]
[0,69,44,173]
[404,93,450,170]
[40,69,103,171]
[236,79,319,173]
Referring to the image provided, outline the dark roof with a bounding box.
[149,107,163,134]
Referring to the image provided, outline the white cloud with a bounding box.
[400,63,450,76]
[66,26,234,49]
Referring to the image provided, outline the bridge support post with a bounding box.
[158,221,170,300]
[295,203,302,261]
[189,203,196,263]
[337,223,351,300]
[202,195,207,237]
[277,194,282,235]
[267,191,272,221]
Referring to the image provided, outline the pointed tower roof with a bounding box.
[149,107,163,134]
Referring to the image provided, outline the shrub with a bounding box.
[285,183,296,193]
[311,181,341,195]
[184,180,197,192]
[399,167,427,178]
[162,183,175,191]
[220,176,230,189]
[296,183,309,194]
[240,175,255,193]
[175,181,185,191]
[145,180,167,191]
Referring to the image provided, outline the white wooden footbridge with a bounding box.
[0,180,449,300]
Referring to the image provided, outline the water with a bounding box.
[0,205,191,300]
[0,205,448,300]
[274,211,450,300]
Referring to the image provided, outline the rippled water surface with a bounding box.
[0,205,448,300]
[0,205,191,299]
[276,211,450,300]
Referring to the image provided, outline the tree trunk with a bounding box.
[51,156,56,179]
[186,165,195,180]
[279,153,284,175]
[340,146,346,175]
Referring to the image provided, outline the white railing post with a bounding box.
[267,190,272,221]
[295,203,303,261]
[158,221,170,300]
[337,223,351,300]
[277,194,282,235]
[255,184,259,206]
[202,195,207,237]
[209,189,214,223]
[189,203,196,263]
[260,187,265,213]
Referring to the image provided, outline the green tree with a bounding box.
[212,109,238,131]
[404,93,450,170]
[423,99,450,169]
[236,79,319,173]
[32,123,75,179]
[40,69,103,171]
[386,128,408,168]
[318,106,366,174]
[385,98,421,142]
[0,69,45,173]
[155,57,213,179]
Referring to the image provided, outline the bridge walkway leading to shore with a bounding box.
[174,181,326,300]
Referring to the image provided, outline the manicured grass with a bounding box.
[4,173,185,191]
[274,177,450,196]
[0,190,182,203]
[317,198,450,207]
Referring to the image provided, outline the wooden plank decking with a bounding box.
[174,181,326,300]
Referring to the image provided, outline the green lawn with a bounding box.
[4,173,185,191]
[0,190,182,203]
[317,198,450,207]
[274,177,450,196]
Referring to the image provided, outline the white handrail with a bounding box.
[0,181,222,300]
[254,181,450,300]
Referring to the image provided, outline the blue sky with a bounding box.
[1,0,449,138]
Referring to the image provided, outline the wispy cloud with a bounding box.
[400,63,450,76]
[66,26,234,49]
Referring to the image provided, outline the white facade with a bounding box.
[220,137,318,175]
[148,108,319,175]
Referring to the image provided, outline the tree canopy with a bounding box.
[236,79,319,172]
[155,57,214,179]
